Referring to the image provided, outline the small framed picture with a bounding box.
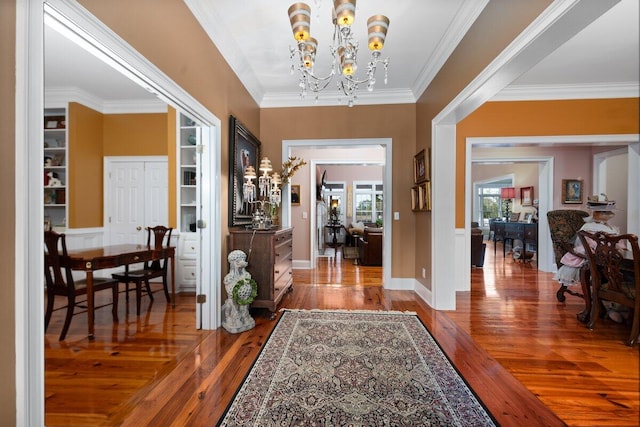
[520,186,533,206]
[523,212,533,223]
[509,212,521,222]
[413,149,428,184]
[291,184,301,205]
[562,179,583,204]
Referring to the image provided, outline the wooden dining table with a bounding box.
[65,244,176,339]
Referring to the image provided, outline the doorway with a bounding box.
[17,3,223,424]
[280,139,392,288]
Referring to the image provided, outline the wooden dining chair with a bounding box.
[112,226,173,315]
[44,230,119,341]
[578,230,639,346]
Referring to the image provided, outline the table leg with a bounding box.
[86,270,95,340]
[577,266,592,323]
[171,254,176,308]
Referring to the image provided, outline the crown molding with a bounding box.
[183,0,264,106]
[45,87,167,113]
[412,0,489,99]
[492,82,640,101]
[260,88,415,108]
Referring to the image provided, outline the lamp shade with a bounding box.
[500,187,516,199]
[333,0,356,26]
[367,15,389,51]
[288,3,311,41]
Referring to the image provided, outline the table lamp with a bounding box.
[500,187,516,221]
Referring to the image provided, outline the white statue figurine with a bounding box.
[222,250,256,333]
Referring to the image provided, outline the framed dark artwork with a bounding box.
[509,212,521,222]
[520,186,533,206]
[229,116,261,227]
[413,149,428,184]
[562,179,583,204]
[291,184,301,206]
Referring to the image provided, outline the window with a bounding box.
[475,178,512,227]
[324,182,345,224]
[354,182,383,224]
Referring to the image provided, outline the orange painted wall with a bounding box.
[167,108,177,229]
[68,102,104,228]
[67,105,171,228]
[456,98,640,228]
[103,113,168,156]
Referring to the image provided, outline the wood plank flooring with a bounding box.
[45,243,639,426]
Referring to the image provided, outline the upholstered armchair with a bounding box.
[358,228,383,266]
[547,209,590,302]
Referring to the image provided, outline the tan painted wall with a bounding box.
[260,104,416,278]
[0,0,16,422]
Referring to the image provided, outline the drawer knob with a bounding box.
[275,252,280,256]
[275,270,279,274]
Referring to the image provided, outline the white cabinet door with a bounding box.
[105,157,168,246]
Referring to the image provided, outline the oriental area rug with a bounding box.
[219,309,496,426]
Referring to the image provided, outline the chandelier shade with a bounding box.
[333,0,356,26]
[288,3,311,41]
[367,15,389,51]
[287,0,390,107]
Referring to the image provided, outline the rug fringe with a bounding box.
[280,308,417,316]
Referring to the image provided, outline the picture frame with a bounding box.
[291,184,301,206]
[523,212,533,223]
[561,179,584,204]
[411,186,419,211]
[413,149,429,184]
[228,116,261,227]
[44,115,66,129]
[411,182,431,212]
[509,212,521,222]
[520,186,533,206]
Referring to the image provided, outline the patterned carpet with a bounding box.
[219,310,496,426]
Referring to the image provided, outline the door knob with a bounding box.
[136,226,142,231]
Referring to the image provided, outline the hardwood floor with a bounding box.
[45,244,639,426]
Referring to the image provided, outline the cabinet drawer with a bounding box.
[179,261,197,284]
[180,235,198,258]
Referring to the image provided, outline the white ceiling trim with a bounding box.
[45,87,168,114]
[492,82,640,101]
[411,0,489,99]
[183,0,264,106]
[261,87,415,108]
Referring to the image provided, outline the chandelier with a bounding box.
[288,0,390,107]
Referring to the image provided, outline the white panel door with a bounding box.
[105,157,168,246]
[145,161,169,226]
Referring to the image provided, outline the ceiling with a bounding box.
[45,0,639,111]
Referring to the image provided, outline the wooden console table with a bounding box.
[493,221,538,258]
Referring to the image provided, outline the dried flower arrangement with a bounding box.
[280,156,307,183]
